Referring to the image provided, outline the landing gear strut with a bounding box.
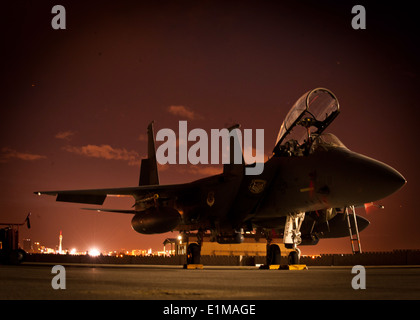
[283,212,304,265]
[262,212,305,268]
[182,230,204,268]
[187,243,201,264]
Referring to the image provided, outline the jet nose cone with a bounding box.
[352,154,406,203]
[386,166,406,191]
[372,161,406,194]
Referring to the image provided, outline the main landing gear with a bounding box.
[186,243,201,265]
[182,230,204,269]
[262,212,306,270]
[283,212,305,265]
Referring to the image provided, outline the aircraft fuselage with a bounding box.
[171,139,405,233]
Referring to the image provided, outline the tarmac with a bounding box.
[1,263,420,300]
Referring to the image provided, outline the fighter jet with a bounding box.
[35,88,406,265]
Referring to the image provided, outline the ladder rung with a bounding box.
[345,206,362,254]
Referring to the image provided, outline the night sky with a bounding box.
[1,1,418,255]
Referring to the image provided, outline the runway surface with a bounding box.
[1,263,420,300]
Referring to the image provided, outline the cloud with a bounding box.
[63,144,141,166]
[138,133,148,142]
[178,164,222,177]
[55,130,77,141]
[0,147,46,162]
[167,105,202,120]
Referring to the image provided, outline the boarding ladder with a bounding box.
[345,206,362,254]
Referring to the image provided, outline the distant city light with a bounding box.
[20,237,176,257]
[88,248,101,257]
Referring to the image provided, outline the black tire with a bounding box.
[266,244,281,265]
[288,251,299,265]
[8,249,26,265]
[187,243,201,264]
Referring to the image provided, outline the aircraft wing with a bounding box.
[81,208,137,214]
[34,184,186,205]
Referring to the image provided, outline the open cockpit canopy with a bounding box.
[273,88,340,156]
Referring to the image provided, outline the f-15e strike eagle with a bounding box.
[35,88,406,265]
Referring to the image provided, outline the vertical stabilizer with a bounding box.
[139,121,160,186]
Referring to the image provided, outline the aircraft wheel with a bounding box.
[8,249,26,265]
[266,244,281,265]
[288,250,299,265]
[187,243,201,264]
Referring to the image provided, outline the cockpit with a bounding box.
[273,88,340,157]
